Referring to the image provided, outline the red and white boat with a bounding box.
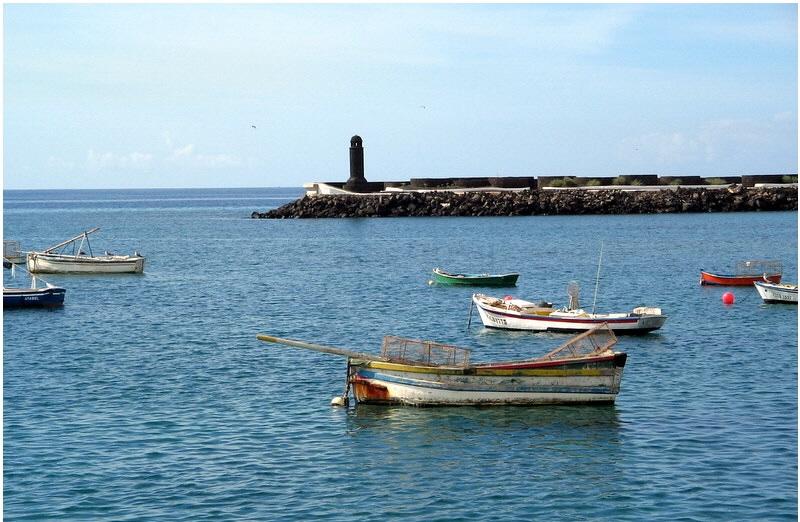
[700,260,782,286]
[471,293,666,335]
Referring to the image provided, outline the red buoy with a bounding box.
[722,292,735,305]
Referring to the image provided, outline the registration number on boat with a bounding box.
[488,315,507,326]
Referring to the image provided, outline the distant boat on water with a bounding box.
[472,293,666,334]
[257,324,627,406]
[431,267,519,287]
[27,228,145,274]
[3,240,26,264]
[700,260,782,286]
[470,255,666,335]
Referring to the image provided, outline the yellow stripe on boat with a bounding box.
[364,360,609,377]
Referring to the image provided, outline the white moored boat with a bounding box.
[26,228,145,274]
[472,292,666,335]
[754,280,798,304]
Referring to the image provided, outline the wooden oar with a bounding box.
[256,334,388,362]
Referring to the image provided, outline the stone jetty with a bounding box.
[253,185,797,219]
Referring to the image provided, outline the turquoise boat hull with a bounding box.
[432,268,519,287]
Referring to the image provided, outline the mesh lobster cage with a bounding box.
[735,260,782,276]
[542,324,618,361]
[381,335,471,367]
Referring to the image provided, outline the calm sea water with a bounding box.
[3,188,797,521]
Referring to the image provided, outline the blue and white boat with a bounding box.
[4,259,66,308]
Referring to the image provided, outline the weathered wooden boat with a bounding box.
[431,267,519,286]
[27,228,145,274]
[754,280,797,304]
[4,260,66,308]
[472,293,666,334]
[257,324,626,406]
[700,260,782,286]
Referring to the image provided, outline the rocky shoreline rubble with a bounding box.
[252,185,797,219]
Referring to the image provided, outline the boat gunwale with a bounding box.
[432,267,519,279]
[701,270,782,278]
[359,352,623,374]
[28,252,144,264]
[753,280,798,292]
[3,286,66,295]
[473,297,660,323]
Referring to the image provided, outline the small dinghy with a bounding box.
[257,324,627,406]
[27,228,145,274]
[700,260,782,286]
[431,267,519,287]
[754,280,797,304]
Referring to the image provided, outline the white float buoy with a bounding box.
[330,396,348,407]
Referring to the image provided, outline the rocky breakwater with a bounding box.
[252,185,797,219]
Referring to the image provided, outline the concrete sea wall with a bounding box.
[252,186,798,219]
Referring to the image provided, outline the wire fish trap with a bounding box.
[541,323,618,361]
[735,260,782,277]
[381,335,471,367]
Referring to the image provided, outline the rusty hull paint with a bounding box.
[352,375,393,403]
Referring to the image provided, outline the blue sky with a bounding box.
[4,3,797,189]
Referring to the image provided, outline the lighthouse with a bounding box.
[344,135,368,192]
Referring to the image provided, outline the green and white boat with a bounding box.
[431,267,519,287]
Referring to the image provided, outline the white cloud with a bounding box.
[86,149,154,170]
[619,113,797,170]
[194,154,241,168]
[83,136,242,175]
[168,143,242,168]
[171,144,194,158]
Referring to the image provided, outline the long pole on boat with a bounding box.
[43,227,100,253]
[256,334,388,362]
[591,241,604,315]
[466,297,474,329]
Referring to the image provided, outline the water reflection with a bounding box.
[345,403,621,443]
[339,404,624,499]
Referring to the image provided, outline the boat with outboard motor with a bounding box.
[471,293,666,334]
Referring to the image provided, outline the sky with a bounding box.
[3,3,798,189]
